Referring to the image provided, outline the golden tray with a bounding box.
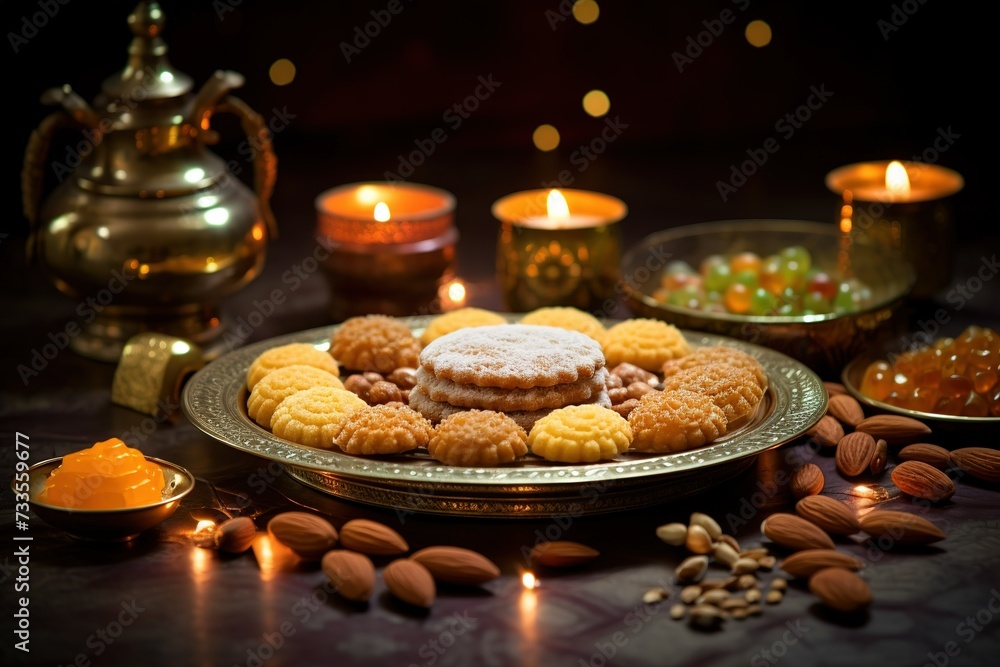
[181,316,828,517]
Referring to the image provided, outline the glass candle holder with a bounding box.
[315,182,457,321]
[493,188,627,313]
[825,160,964,299]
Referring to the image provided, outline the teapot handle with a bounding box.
[21,111,74,263]
[211,95,279,240]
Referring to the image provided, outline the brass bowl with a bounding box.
[16,457,195,541]
[622,219,916,378]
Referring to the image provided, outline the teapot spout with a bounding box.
[188,70,245,131]
[41,85,101,128]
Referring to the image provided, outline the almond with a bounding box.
[808,568,872,613]
[530,541,599,568]
[807,415,844,448]
[321,550,375,602]
[780,549,865,578]
[898,443,952,469]
[855,414,931,444]
[384,558,436,607]
[836,432,877,477]
[213,516,257,554]
[789,463,825,499]
[409,546,500,585]
[828,394,865,427]
[950,447,1000,483]
[795,495,861,536]
[761,513,835,551]
[858,509,946,545]
[891,460,956,502]
[267,512,338,560]
[339,519,409,556]
[824,381,847,397]
[869,438,888,475]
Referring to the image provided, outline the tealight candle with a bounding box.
[825,160,964,298]
[315,182,458,320]
[493,188,627,313]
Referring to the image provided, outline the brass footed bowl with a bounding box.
[622,219,916,378]
[18,457,195,541]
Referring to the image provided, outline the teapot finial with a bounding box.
[102,1,190,102]
[127,2,166,39]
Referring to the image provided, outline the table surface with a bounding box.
[2,144,999,667]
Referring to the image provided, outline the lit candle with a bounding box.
[314,182,459,319]
[825,160,964,298]
[493,188,627,312]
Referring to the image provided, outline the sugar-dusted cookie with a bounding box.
[628,389,728,453]
[246,343,340,390]
[601,318,691,372]
[428,410,528,466]
[419,308,507,346]
[270,386,368,448]
[408,386,612,433]
[247,365,345,427]
[662,363,764,429]
[661,345,768,391]
[519,307,606,343]
[416,367,609,411]
[335,403,434,455]
[330,315,421,373]
[528,404,633,463]
[420,324,605,389]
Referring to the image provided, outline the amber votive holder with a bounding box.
[315,182,458,321]
[492,189,627,314]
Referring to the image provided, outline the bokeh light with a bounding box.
[572,0,599,25]
[532,124,560,151]
[269,58,296,85]
[582,89,610,117]
[745,20,772,47]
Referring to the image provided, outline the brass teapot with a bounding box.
[22,1,277,362]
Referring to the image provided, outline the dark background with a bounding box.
[2,0,996,375]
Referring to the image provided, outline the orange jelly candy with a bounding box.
[38,438,165,509]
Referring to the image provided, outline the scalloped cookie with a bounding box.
[519,307,606,343]
[628,389,728,453]
[661,345,768,391]
[419,308,508,346]
[662,363,764,429]
[602,318,691,372]
[528,404,633,463]
[270,386,368,448]
[335,403,434,455]
[247,365,345,427]
[246,343,340,390]
[330,315,421,373]
[428,410,528,466]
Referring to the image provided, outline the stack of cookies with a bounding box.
[410,324,611,431]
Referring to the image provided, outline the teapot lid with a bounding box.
[100,2,193,103]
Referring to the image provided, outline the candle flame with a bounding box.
[885,161,911,199]
[447,280,466,304]
[522,572,538,589]
[546,189,570,223]
[374,202,391,222]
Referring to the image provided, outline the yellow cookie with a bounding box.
[662,363,764,429]
[519,307,606,343]
[246,343,340,390]
[602,319,691,372]
[420,308,507,346]
[335,403,434,455]
[628,390,727,453]
[247,365,345,428]
[428,410,528,466]
[270,387,368,448]
[528,404,633,463]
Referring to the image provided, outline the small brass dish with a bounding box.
[16,457,195,541]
